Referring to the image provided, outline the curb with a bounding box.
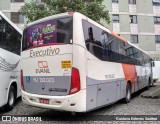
[141,85,160,99]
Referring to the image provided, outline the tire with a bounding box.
[147,78,151,90]
[4,85,16,111]
[125,83,131,103]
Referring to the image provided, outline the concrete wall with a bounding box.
[119,0,129,12]
[138,16,154,33]
[137,0,153,14]
[103,0,112,12]
[120,15,130,32]
[2,12,11,19]
[0,0,10,10]
[139,35,156,51]
[103,0,113,30]
[120,34,130,41]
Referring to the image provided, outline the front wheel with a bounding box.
[4,85,16,111]
[125,83,131,103]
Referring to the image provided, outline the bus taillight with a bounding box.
[69,67,80,94]
[68,12,74,15]
[21,70,25,90]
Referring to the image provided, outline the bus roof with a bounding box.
[112,32,127,43]
[0,11,22,35]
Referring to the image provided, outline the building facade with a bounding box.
[103,0,160,60]
[0,0,28,29]
[0,0,160,60]
[0,0,43,29]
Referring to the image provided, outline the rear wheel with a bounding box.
[147,78,152,90]
[125,83,131,103]
[4,85,16,111]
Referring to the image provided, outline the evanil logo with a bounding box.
[36,61,51,74]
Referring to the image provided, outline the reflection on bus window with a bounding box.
[82,19,151,66]
[22,17,73,51]
[0,15,21,55]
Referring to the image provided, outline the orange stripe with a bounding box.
[112,32,128,43]
[122,64,137,89]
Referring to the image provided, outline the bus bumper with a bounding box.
[22,90,86,112]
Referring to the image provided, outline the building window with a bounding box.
[129,0,136,4]
[131,35,138,43]
[11,12,24,23]
[153,0,160,5]
[130,15,137,23]
[154,17,160,24]
[112,14,119,23]
[11,0,24,2]
[155,35,160,43]
[112,0,118,3]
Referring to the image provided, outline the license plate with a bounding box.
[39,98,49,104]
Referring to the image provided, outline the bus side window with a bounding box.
[82,20,103,60]
[0,15,21,55]
[87,27,95,55]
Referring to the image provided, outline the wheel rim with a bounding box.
[9,90,15,106]
[127,87,131,100]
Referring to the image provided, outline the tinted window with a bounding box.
[82,20,150,65]
[82,20,121,63]
[130,35,138,43]
[112,15,119,23]
[129,0,136,4]
[0,15,21,55]
[124,44,141,65]
[22,17,73,51]
[155,35,160,43]
[154,16,160,24]
[130,15,137,23]
[153,0,160,5]
[112,0,118,3]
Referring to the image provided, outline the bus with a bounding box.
[152,61,160,83]
[0,11,22,111]
[21,12,153,113]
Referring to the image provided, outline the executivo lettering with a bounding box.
[30,47,60,57]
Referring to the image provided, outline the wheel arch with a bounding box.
[6,80,18,103]
[127,80,132,92]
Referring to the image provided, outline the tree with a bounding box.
[19,0,110,25]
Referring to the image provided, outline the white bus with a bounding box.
[152,61,160,83]
[0,11,22,111]
[21,12,153,112]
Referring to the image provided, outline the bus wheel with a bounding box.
[71,112,76,116]
[4,85,16,111]
[147,78,151,90]
[125,83,131,103]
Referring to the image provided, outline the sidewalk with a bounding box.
[141,82,160,99]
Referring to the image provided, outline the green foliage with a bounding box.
[19,0,110,25]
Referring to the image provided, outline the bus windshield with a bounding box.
[22,16,73,51]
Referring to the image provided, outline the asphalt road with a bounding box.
[0,87,160,124]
